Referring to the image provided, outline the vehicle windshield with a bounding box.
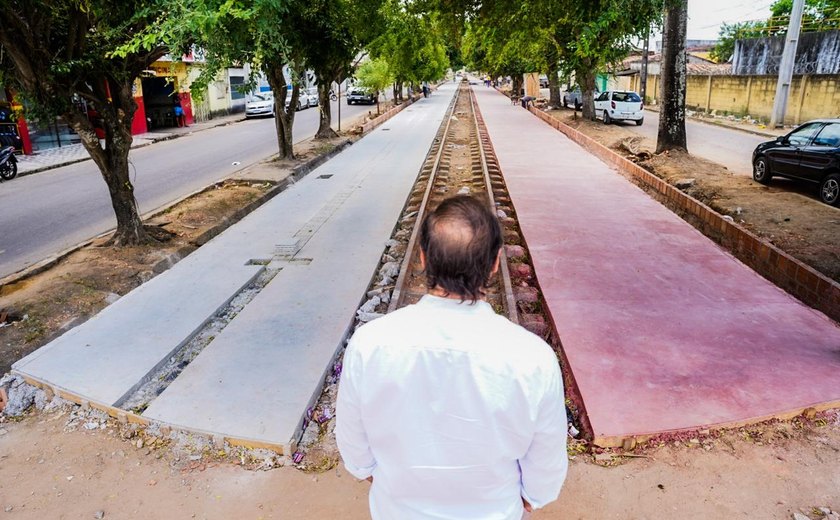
[613,92,641,102]
[252,94,272,101]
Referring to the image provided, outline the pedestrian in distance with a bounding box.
[422,82,430,98]
[173,95,187,128]
[336,195,569,520]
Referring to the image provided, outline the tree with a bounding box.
[367,1,450,100]
[460,0,662,120]
[709,21,766,63]
[355,58,393,114]
[656,0,687,153]
[134,0,304,159]
[0,0,169,245]
[293,0,385,139]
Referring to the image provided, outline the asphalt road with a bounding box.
[0,99,378,279]
[612,110,770,176]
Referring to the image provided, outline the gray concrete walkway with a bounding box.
[13,84,457,450]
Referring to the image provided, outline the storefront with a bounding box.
[135,60,195,132]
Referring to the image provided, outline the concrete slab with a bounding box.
[142,85,457,446]
[473,86,840,443]
[13,254,262,406]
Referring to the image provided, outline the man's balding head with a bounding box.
[419,195,503,302]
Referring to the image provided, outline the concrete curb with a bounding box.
[359,96,420,134]
[15,118,246,178]
[528,105,840,325]
[0,139,352,290]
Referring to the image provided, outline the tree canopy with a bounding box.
[0,0,170,245]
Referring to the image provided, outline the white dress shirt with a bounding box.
[336,294,568,520]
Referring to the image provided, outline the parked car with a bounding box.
[245,92,275,118]
[284,89,308,111]
[562,86,600,110]
[347,86,376,105]
[304,87,319,108]
[539,75,549,88]
[594,90,644,125]
[752,119,840,206]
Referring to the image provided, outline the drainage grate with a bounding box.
[317,174,333,179]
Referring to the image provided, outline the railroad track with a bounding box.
[387,81,543,330]
[298,83,558,461]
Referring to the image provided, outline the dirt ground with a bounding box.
[0,407,838,519]
[543,109,840,283]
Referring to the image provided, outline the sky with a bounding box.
[685,0,775,40]
[645,0,775,46]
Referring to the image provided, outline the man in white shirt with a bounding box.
[336,195,568,520]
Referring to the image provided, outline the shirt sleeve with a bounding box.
[519,361,569,509]
[335,338,377,480]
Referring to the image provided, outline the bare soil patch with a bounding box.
[0,407,837,519]
[545,109,840,283]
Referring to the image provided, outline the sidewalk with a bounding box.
[16,113,245,176]
[12,85,457,451]
[473,85,840,446]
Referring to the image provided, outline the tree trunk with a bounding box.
[656,0,688,153]
[392,83,399,104]
[578,66,598,121]
[266,65,297,159]
[315,82,337,139]
[547,69,562,109]
[511,75,523,98]
[66,81,148,246]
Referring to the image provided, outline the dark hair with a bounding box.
[419,195,503,303]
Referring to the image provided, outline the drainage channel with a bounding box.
[116,266,281,414]
[294,81,585,466]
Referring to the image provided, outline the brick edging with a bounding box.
[527,105,840,324]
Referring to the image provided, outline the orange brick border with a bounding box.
[527,105,840,324]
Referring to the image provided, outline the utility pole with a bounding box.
[770,0,805,128]
[640,24,650,102]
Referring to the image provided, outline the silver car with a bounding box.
[563,86,600,110]
[245,92,275,118]
[304,87,319,108]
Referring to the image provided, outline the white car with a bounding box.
[284,88,308,111]
[304,87,319,108]
[594,90,644,126]
[245,92,275,118]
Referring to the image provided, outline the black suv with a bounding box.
[752,119,840,206]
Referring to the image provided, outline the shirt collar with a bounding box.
[418,294,495,314]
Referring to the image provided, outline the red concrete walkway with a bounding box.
[472,86,840,446]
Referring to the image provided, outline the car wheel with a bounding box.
[635,118,643,126]
[347,99,353,105]
[820,173,840,206]
[752,157,772,185]
[603,111,611,124]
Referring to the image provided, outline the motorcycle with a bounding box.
[0,146,17,180]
